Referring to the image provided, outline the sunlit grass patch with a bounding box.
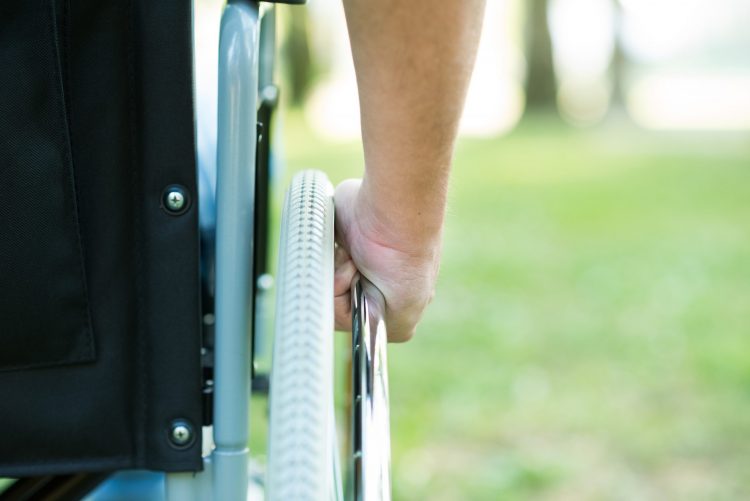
[283,114,750,500]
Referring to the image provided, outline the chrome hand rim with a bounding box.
[350,275,391,501]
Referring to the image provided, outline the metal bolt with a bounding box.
[169,420,194,448]
[165,189,186,213]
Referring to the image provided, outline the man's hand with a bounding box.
[338,0,485,340]
[333,179,441,342]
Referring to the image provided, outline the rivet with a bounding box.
[162,185,190,215]
[169,419,195,448]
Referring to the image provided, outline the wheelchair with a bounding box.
[0,1,390,499]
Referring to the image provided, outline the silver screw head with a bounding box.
[169,420,194,447]
[165,189,186,212]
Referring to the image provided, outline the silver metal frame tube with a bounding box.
[211,2,260,500]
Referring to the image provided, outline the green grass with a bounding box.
[278,114,750,500]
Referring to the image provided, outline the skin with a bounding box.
[334,0,486,341]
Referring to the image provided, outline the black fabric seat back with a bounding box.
[0,0,203,475]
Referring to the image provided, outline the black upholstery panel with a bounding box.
[0,0,203,475]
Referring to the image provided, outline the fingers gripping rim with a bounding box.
[268,170,337,501]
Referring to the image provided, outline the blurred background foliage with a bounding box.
[200,0,750,499]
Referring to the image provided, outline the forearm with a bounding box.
[342,0,485,251]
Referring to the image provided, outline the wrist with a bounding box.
[356,177,445,257]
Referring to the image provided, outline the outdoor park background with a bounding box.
[198,0,750,499]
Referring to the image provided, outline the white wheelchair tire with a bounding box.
[267,170,339,501]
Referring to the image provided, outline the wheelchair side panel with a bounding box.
[0,0,203,476]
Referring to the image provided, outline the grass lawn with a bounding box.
[276,114,750,500]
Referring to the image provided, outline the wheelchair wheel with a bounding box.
[267,170,340,501]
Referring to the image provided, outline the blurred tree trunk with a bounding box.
[525,0,557,112]
[282,7,313,107]
[609,0,627,111]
